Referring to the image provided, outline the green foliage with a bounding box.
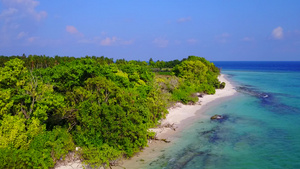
[0,115,28,149]
[157,71,173,75]
[0,115,45,150]
[29,127,75,163]
[0,89,14,116]
[0,127,74,169]
[146,84,169,124]
[171,83,198,104]
[220,82,226,89]
[39,59,96,91]
[72,82,156,157]
[0,55,221,167]
[0,58,28,89]
[198,83,216,94]
[147,131,156,140]
[0,148,41,169]
[170,56,221,102]
[149,58,155,67]
[173,60,208,82]
[80,144,122,168]
[0,55,114,70]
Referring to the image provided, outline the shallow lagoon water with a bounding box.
[146,62,300,169]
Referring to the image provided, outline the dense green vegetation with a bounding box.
[0,55,222,168]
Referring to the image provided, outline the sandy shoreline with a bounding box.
[151,74,236,139]
[56,74,236,169]
[113,74,237,169]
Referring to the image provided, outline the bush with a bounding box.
[220,82,226,89]
[0,127,74,169]
[79,144,122,168]
[0,56,221,167]
[157,71,173,75]
[172,85,198,104]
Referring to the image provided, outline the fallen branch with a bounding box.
[160,123,178,131]
[153,137,171,143]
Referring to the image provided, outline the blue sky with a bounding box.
[0,0,300,61]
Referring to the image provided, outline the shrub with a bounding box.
[220,82,226,89]
[79,144,122,168]
[0,127,74,169]
[172,85,198,104]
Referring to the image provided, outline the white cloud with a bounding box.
[34,11,47,21]
[0,8,18,21]
[100,37,118,46]
[66,25,79,34]
[242,37,254,42]
[272,26,283,39]
[0,0,47,44]
[186,39,198,44]
[220,33,230,38]
[153,37,169,48]
[177,17,191,23]
[121,39,134,45]
[27,36,38,42]
[66,25,84,37]
[1,0,47,21]
[78,36,101,44]
[101,31,107,36]
[216,33,230,43]
[100,37,134,46]
[17,31,28,39]
[78,35,133,46]
[174,40,181,45]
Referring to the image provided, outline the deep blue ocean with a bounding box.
[147,61,300,169]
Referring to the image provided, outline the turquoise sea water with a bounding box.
[147,62,300,169]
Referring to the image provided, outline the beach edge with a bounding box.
[113,74,237,169]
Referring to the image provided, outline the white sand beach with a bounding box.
[150,74,236,139]
[56,74,236,169]
[113,74,237,169]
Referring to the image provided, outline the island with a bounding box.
[0,55,231,169]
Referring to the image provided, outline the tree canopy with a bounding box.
[0,55,222,168]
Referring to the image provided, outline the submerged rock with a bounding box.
[171,151,207,169]
[210,114,229,123]
[210,115,223,120]
[236,86,270,99]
